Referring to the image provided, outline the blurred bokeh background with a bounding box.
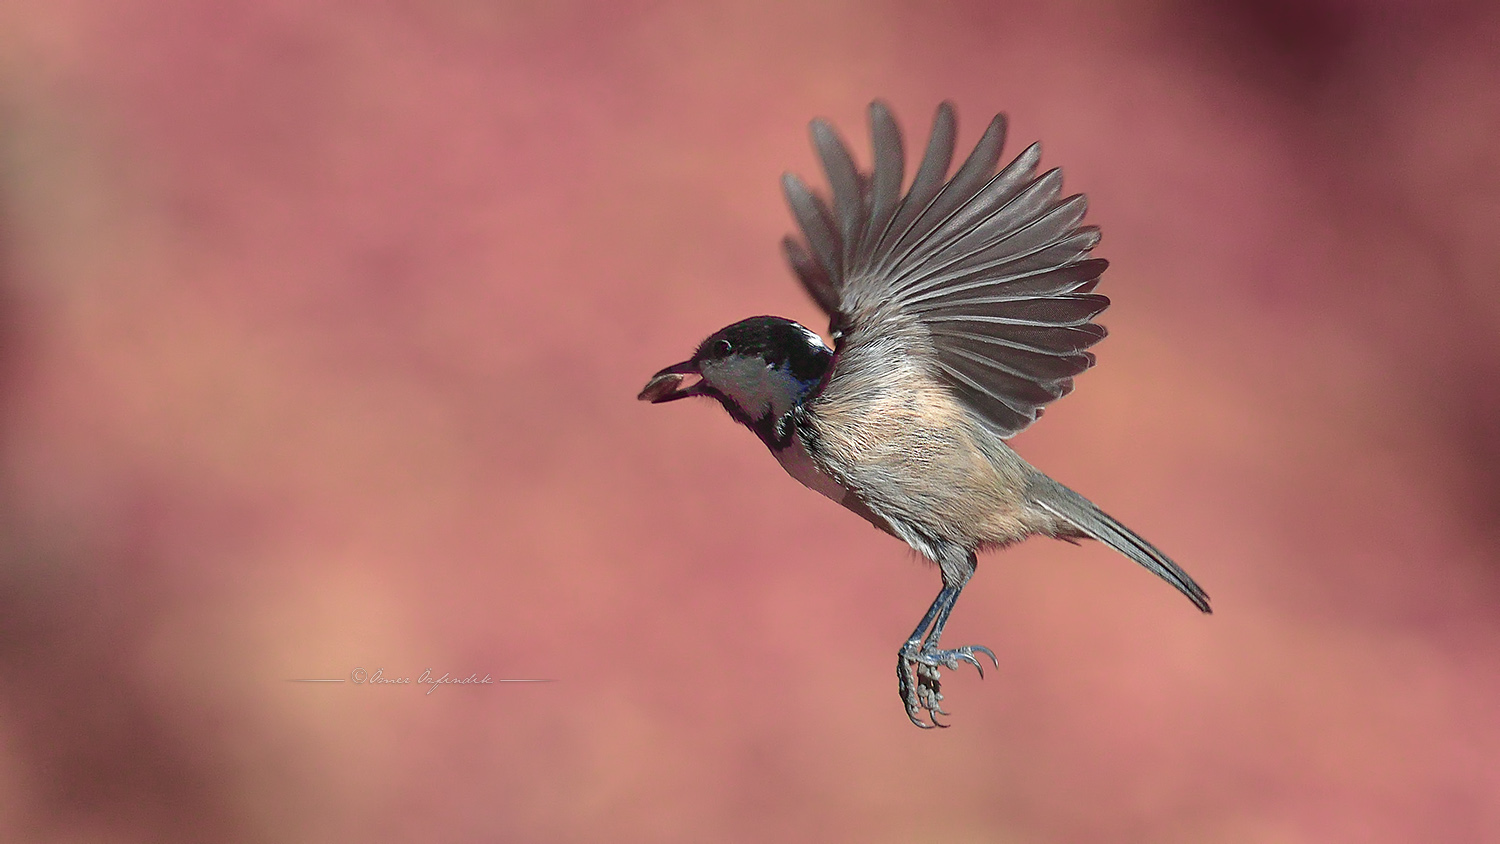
[2,1,1498,841]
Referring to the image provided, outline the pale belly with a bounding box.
[772,431,848,504]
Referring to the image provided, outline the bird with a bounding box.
[639,101,1211,728]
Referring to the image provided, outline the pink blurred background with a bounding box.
[2,1,1499,841]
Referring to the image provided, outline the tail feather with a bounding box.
[1027,477,1212,613]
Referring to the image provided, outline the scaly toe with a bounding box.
[915,643,996,678]
[899,649,953,728]
[900,642,999,727]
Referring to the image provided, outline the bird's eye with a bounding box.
[712,339,731,357]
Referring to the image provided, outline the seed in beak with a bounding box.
[638,372,686,402]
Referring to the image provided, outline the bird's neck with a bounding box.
[749,401,805,452]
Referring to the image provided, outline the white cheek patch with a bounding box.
[700,356,810,422]
[700,357,777,418]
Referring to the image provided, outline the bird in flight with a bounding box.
[640,101,1211,727]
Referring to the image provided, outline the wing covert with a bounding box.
[782,101,1111,437]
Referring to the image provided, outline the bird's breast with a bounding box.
[801,365,1037,548]
[772,428,849,504]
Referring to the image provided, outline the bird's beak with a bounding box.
[638,360,702,403]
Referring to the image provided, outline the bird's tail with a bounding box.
[1026,476,1212,613]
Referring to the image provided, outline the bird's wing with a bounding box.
[781,101,1108,437]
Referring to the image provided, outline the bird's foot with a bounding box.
[897,641,999,728]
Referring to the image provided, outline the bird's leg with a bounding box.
[898,584,957,728]
[897,558,998,728]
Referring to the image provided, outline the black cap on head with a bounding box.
[693,316,832,385]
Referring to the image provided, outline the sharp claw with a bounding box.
[974,645,999,669]
[900,641,1001,727]
[957,652,983,676]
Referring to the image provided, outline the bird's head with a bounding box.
[639,316,833,439]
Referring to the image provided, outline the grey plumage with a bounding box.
[1025,475,1210,612]
[783,100,1109,437]
[642,101,1210,728]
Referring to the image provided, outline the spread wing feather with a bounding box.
[783,100,1110,437]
